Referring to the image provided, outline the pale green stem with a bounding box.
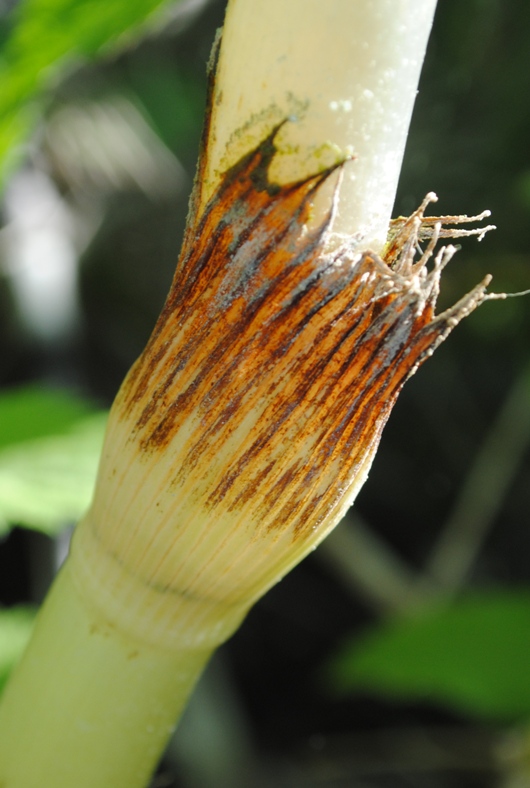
[0,561,211,788]
[202,0,438,250]
[0,508,250,787]
[0,1,439,785]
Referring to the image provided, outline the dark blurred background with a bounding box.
[1,1,530,786]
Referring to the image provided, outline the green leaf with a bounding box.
[0,606,36,695]
[327,590,530,721]
[0,0,183,180]
[0,386,106,535]
[0,386,96,450]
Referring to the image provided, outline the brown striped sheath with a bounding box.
[78,124,493,621]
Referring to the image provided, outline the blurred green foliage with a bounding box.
[0,387,106,535]
[0,386,95,450]
[328,591,530,721]
[0,0,184,181]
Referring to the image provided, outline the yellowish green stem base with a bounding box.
[0,561,212,788]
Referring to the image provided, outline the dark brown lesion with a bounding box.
[116,124,494,542]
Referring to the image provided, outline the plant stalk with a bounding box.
[201,0,438,249]
[0,557,221,787]
[0,2,443,786]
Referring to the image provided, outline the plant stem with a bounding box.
[0,560,213,788]
[201,0,438,249]
[0,2,443,786]
[426,360,530,590]
[0,505,251,787]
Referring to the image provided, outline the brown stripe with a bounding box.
[116,125,491,543]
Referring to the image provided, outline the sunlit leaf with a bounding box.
[0,386,96,450]
[0,0,184,179]
[0,387,106,535]
[327,591,530,721]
